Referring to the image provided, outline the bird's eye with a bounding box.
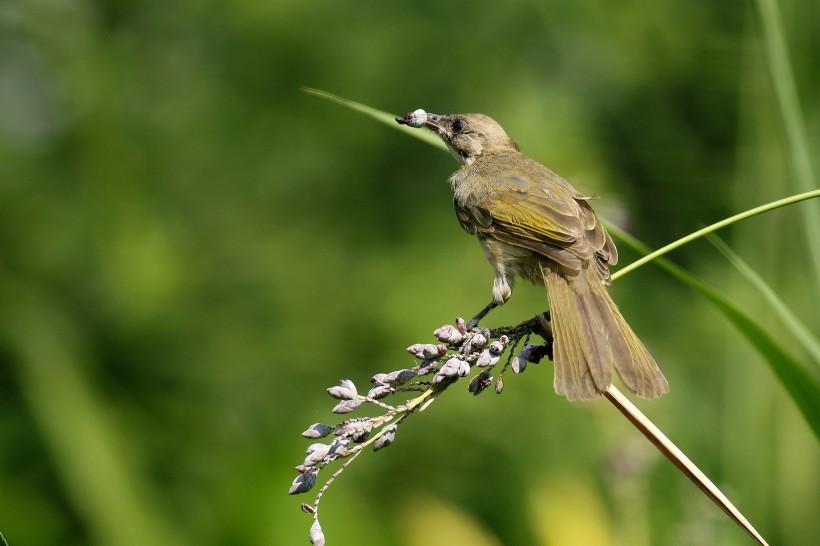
[452,120,464,133]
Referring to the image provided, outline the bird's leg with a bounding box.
[467,273,511,330]
[466,301,498,330]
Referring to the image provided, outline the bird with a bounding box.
[397,109,668,401]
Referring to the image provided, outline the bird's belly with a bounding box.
[478,237,543,284]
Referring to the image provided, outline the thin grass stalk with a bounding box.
[754,0,820,285]
[609,189,820,281]
[604,386,770,546]
[708,233,820,367]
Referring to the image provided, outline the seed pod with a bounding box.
[417,357,440,375]
[371,373,389,385]
[475,348,501,368]
[374,425,397,451]
[433,324,457,342]
[385,369,415,386]
[468,370,493,395]
[432,373,449,385]
[332,399,363,414]
[302,423,334,439]
[399,108,428,128]
[511,353,527,374]
[303,444,329,467]
[488,340,505,354]
[434,324,465,346]
[405,343,423,358]
[455,316,467,333]
[306,442,327,455]
[469,333,488,350]
[301,503,315,515]
[407,343,444,359]
[336,419,370,438]
[521,344,546,363]
[336,419,372,443]
[327,438,350,457]
[367,385,393,399]
[289,469,318,495]
[309,519,325,546]
[327,379,358,400]
[441,357,465,376]
[434,357,466,384]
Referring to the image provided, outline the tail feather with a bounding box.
[575,287,615,389]
[544,266,669,400]
[551,283,597,399]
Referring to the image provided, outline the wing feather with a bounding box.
[454,154,616,276]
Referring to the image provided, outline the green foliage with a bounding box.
[1,1,818,546]
[708,234,820,367]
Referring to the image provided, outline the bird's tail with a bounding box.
[543,265,669,401]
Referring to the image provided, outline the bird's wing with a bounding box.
[455,156,616,275]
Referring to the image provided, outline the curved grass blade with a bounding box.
[707,233,820,368]
[611,189,820,281]
[608,224,820,441]
[300,88,447,151]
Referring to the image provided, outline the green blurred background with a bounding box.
[1,1,818,545]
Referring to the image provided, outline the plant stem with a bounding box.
[610,189,820,281]
[604,385,770,546]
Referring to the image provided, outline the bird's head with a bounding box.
[397,110,519,165]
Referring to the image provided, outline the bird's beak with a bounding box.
[396,110,446,134]
[422,113,444,133]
